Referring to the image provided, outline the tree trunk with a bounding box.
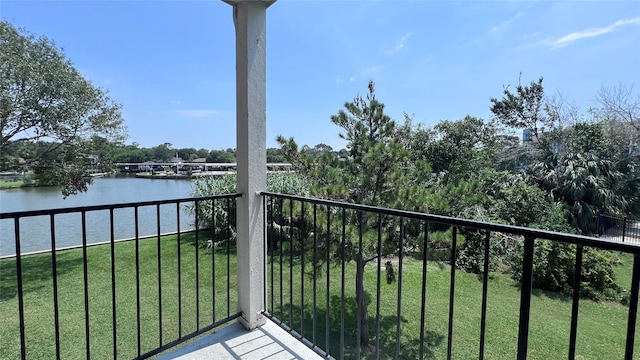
[356,253,370,348]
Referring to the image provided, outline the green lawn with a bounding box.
[0,180,24,189]
[0,232,237,359]
[1,236,637,359]
[267,249,638,359]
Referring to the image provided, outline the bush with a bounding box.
[508,239,623,301]
[188,172,310,247]
[426,229,464,263]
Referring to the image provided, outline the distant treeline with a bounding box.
[110,142,346,164]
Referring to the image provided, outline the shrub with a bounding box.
[188,172,310,247]
[508,239,623,301]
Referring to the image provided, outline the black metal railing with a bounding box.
[262,192,640,360]
[598,214,640,243]
[0,194,241,360]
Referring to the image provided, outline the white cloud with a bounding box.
[385,32,412,55]
[174,110,219,118]
[170,100,182,105]
[490,12,522,34]
[336,67,381,85]
[104,79,112,85]
[548,16,640,49]
[360,66,383,76]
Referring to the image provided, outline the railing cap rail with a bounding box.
[0,193,242,219]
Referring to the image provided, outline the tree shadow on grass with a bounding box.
[0,253,83,302]
[273,294,444,359]
[508,282,572,303]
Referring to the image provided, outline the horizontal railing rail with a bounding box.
[0,194,242,360]
[261,191,640,360]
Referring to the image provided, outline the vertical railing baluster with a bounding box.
[195,201,200,330]
[177,202,182,338]
[624,254,640,360]
[109,209,117,358]
[446,226,457,360]
[517,236,535,360]
[156,204,163,347]
[300,201,306,338]
[479,230,490,360]
[212,198,216,323]
[326,205,331,357]
[375,214,382,360]
[81,211,91,360]
[14,218,26,360]
[357,211,364,360]
[419,221,429,360]
[269,197,274,317]
[313,203,318,346]
[340,208,346,360]
[263,195,268,318]
[289,199,294,328]
[50,215,61,360]
[279,197,284,320]
[395,217,405,360]
[226,198,231,318]
[134,207,141,357]
[568,245,583,360]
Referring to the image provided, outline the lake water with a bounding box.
[0,176,198,257]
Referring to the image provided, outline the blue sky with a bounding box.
[2,1,639,151]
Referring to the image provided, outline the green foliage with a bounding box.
[508,240,623,301]
[490,76,552,142]
[0,21,126,196]
[481,170,551,227]
[533,153,640,235]
[188,172,311,246]
[266,147,286,163]
[276,81,434,347]
[206,149,235,163]
[416,116,502,182]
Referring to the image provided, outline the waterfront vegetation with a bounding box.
[0,180,24,189]
[0,232,636,359]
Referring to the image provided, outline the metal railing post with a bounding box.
[625,255,640,360]
[517,236,535,360]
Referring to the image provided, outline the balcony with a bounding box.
[2,1,639,359]
[2,192,640,359]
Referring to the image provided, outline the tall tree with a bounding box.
[278,81,429,348]
[0,21,126,196]
[152,143,174,162]
[595,83,640,159]
[417,116,501,182]
[491,76,640,233]
[490,76,554,143]
[207,149,235,163]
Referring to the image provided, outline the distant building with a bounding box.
[523,129,532,144]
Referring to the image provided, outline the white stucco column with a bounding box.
[223,0,275,330]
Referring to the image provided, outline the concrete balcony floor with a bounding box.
[158,319,324,360]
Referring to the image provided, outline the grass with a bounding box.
[0,232,237,360]
[267,247,638,359]
[0,180,24,189]
[1,235,638,360]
